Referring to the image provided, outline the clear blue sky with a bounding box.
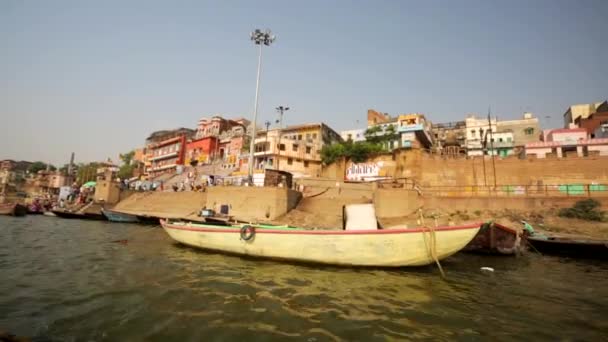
[1,0,606,165]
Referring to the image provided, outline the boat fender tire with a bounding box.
[240,225,255,241]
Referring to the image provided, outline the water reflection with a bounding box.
[0,216,606,341]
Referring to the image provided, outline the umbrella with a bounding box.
[82,181,97,188]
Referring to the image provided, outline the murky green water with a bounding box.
[0,215,606,341]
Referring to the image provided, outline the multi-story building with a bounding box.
[465,115,498,156]
[526,125,608,158]
[252,123,342,177]
[144,128,195,178]
[563,101,606,128]
[396,113,433,149]
[496,112,540,147]
[366,109,434,151]
[594,123,608,139]
[188,115,250,169]
[431,121,466,156]
[486,131,515,157]
[574,102,608,138]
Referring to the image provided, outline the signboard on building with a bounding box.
[345,161,385,181]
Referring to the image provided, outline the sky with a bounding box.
[1,0,607,165]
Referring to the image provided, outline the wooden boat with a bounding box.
[43,211,57,217]
[101,209,139,223]
[160,220,481,267]
[51,210,106,221]
[463,222,526,255]
[527,235,608,259]
[0,203,27,217]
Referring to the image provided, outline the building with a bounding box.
[525,125,608,158]
[496,112,540,147]
[430,121,467,156]
[252,123,342,177]
[563,101,605,128]
[366,109,434,151]
[594,123,608,139]
[144,128,195,178]
[396,113,433,149]
[574,102,608,138]
[186,136,219,166]
[189,115,251,169]
[465,115,498,156]
[486,131,515,157]
[340,129,366,142]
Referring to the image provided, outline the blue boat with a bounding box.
[101,209,139,223]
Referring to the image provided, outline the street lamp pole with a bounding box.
[247,29,276,184]
[264,120,271,165]
[275,106,289,170]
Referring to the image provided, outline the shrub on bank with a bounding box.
[558,199,606,221]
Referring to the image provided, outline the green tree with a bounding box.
[76,162,100,184]
[28,161,56,174]
[117,150,137,179]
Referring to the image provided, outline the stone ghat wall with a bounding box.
[321,150,608,189]
[113,191,207,218]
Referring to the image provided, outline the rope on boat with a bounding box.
[419,209,446,279]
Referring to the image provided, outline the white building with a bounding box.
[465,115,497,156]
[340,129,366,142]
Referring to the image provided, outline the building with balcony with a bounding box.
[525,126,608,158]
[144,128,195,178]
[396,113,434,149]
[252,123,342,177]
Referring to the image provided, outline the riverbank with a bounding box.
[109,186,608,241]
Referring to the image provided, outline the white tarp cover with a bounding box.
[344,204,378,231]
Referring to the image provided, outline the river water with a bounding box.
[0,215,606,341]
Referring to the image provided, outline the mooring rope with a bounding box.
[419,209,446,279]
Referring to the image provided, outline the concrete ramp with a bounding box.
[113,191,207,219]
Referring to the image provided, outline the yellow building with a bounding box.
[252,123,342,177]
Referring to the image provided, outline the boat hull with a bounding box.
[0,204,27,217]
[161,221,481,267]
[51,210,106,220]
[528,236,608,259]
[101,209,139,223]
[464,223,525,255]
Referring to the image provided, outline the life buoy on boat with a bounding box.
[240,225,255,241]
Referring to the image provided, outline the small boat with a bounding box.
[527,235,608,259]
[0,203,28,217]
[160,220,481,267]
[43,211,57,217]
[464,222,526,255]
[101,209,139,223]
[51,210,106,221]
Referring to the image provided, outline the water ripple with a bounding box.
[0,215,606,341]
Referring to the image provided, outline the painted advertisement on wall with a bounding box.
[345,161,386,181]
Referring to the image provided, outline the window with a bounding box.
[287,158,293,165]
[312,133,317,139]
[304,161,309,168]
[507,137,512,142]
[292,144,298,152]
[306,133,311,140]
[499,138,503,142]
[347,134,352,140]
[524,127,535,135]
[298,134,302,140]
[306,146,311,154]
[471,130,476,136]
[279,144,285,151]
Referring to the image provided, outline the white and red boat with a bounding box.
[160,219,481,267]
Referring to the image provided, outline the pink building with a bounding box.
[526,127,608,158]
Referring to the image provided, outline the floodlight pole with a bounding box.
[247,29,275,184]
